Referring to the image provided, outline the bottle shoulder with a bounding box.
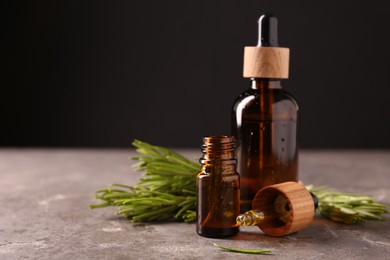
[231,88,299,122]
[232,88,299,110]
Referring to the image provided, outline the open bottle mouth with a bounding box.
[200,135,236,164]
[202,135,235,149]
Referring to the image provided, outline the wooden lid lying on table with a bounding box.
[252,181,314,237]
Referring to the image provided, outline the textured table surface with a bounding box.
[0,149,389,259]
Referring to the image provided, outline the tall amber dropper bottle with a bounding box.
[232,13,299,213]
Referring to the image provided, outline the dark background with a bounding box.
[3,1,390,148]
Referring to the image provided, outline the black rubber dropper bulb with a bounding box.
[311,192,319,210]
[257,13,279,47]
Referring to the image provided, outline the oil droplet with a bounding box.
[281,138,285,142]
[281,147,285,152]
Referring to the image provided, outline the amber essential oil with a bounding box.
[196,135,240,238]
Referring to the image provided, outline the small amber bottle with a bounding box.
[196,135,240,238]
[232,13,299,213]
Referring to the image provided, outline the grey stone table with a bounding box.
[0,149,389,260]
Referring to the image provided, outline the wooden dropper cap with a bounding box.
[252,182,315,237]
[243,13,290,79]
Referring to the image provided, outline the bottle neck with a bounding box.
[200,135,236,166]
[251,78,282,90]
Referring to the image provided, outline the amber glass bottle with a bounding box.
[232,13,299,213]
[196,135,240,238]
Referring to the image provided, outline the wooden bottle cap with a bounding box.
[252,182,315,237]
[243,46,289,79]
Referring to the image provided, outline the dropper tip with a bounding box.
[236,214,245,226]
[236,210,265,226]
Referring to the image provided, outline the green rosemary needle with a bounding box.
[213,243,272,254]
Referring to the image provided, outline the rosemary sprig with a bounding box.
[89,140,198,222]
[307,185,389,224]
[213,243,272,254]
[91,140,388,225]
